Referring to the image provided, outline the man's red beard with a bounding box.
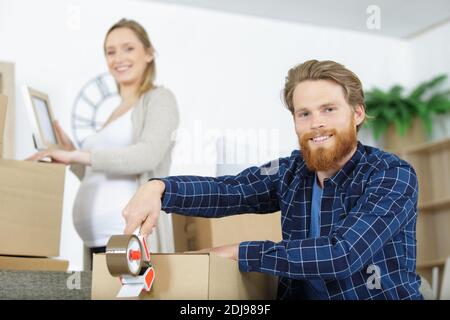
[299,119,357,172]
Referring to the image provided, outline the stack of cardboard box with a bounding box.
[0,94,67,272]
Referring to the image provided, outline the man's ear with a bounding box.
[353,104,365,127]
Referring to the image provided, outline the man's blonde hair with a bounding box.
[283,60,366,131]
[104,18,156,97]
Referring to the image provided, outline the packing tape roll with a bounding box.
[106,234,143,276]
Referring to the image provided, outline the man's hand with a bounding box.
[190,244,239,261]
[122,180,166,237]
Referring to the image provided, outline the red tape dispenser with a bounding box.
[105,232,155,298]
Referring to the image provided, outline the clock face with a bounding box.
[71,73,120,146]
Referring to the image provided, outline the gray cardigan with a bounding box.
[70,86,179,185]
[70,86,179,253]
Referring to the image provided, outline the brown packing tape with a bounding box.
[106,234,143,276]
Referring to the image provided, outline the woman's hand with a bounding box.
[26,149,91,165]
[54,120,76,151]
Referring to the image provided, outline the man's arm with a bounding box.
[156,163,281,218]
[123,159,282,236]
[238,164,418,280]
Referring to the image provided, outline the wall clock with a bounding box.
[71,73,120,146]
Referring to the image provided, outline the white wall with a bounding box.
[410,21,450,141]
[0,0,425,270]
[410,21,450,85]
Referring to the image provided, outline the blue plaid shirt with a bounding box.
[158,142,422,300]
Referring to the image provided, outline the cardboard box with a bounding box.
[172,212,282,252]
[0,159,66,257]
[0,255,68,272]
[0,94,66,257]
[92,253,277,300]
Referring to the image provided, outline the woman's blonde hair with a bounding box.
[283,60,366,131]
[104,18,156,97]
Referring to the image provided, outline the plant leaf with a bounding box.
[409,74,447,100]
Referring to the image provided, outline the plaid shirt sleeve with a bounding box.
[156,160,281,218]
[239,164,418,280]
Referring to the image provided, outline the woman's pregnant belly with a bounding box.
[73,173,138,247]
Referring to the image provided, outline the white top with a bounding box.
[70,88,179,253]
[73,109,138,248]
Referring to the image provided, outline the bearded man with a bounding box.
[121,60,422,300]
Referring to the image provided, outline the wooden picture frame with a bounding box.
[0,94,7,158]
[23,86,61,150]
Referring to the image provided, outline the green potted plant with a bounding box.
[364,74,450,150]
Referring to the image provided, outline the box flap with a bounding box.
[208,252,240,299]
